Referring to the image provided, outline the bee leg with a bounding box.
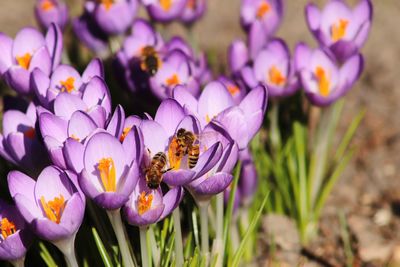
[162,167,173,173]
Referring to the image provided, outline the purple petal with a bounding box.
[140,120,169,154]
[106,105,125,138]
[159,186,184,220]
[68,111,98,141]
[32,68,51,107]
[31,217,71,241]
[228,39,249,73]
[54,93,87,119]
[94,192,129,210]
[45,23,63,70]
[172,85,198,114]
[122,126,144,165]
[4,67,31,94]
[39,112,68,141]
[154,99,185,137]
[0,33,13,75]
[162,169,196,187]
[82,58,104,82]
[12,27,45,60]
[59,193,85,233]
[192,172,233,196]
[63,138,85,174]
[29,46,51,75]
[192,142,223,179]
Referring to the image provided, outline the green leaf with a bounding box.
[231,192,270,267]
[39,242,57,267]
[92,227,114,267]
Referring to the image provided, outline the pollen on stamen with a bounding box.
[70,134,80,142]
[331,19,349,42]
[40,195,66,224]
[16,53,32,70]
[160,0,172,11]
[101,0,114,11]
[166,74,180,87]
[315,66,330,97]
[97,158,117,192]
[60,77,75,93]
[227,85,240,96]
[137,191,153,215]
[256,1,271,19]
[0,218,17,239]
[268,66,286,86]
[41,0,55,11]
[120,127,132,142]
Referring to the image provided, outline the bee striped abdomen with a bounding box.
[188,144,200,169]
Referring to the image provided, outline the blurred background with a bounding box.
[1,0,400,265]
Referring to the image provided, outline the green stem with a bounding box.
[172,208,184,266]
[107,209,135,267]
[199,201,210,264]
[270,102,281,152]
[212,193,224,267]
[11,257,25,267]
[53,234,79,267]
[140,227,150,267]
[148,227,160,266]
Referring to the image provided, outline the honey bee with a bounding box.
[145,152,171,189]
[169,128,200,169]
[140,46,161,76]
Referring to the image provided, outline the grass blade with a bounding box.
[91,227,113,267]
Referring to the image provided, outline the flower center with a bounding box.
[314,66,330,97]
[160,0,172,11]
[331,19,349,42]
[137,191,153,215]
[227,85,240,96]
[24,127,36,139]
[100,0,114,10]
[40,195,66,224]
[60,77,75,93]
[268,66,286,86]
[256,1,271,19]
[187,0,196,9]
[16,53,32,70]
[120,127,132,142]
[0,218,17,239]
[97,158,116,192]
[41,0,55,11]
[166,74,180,87]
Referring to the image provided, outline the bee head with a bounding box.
[177,128,185,137]
[147,181,159,189]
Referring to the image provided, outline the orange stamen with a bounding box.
[60,77,75,93]
[166,74,180,87]
[16,53,32,70]
[331,19,349,42]
[40,195,66,224]
[137,192,153,215]
[0,218,17,239]
[101,0,113,10]
[256,1,271,19]
[315,66,330,97]
[70,134,80,142]
[97,158,116,192]
[41,0,55,11]
[168,137,182,170]
[120,127,132,142]
[268,66,286,86]
[160,0,172,11]
[187,0,196,9]
[227,85,240,96]
[24,127,36,139]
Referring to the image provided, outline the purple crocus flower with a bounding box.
[305,0,373,62]
[123,178,184,226]
[140,99,223,187]
[34,0,69,31]
[32,58,105,109]
[180,0,206,24]
[90,0,139,35]
[0,24,62,94]
[240,38,299,98]
[115,19,164,92]
[240,0,284,36]
[149,50,199,100]
[8,166,85,241]
[72,3,109,57]
[79,131,141,210]
[142,0,188,23]
[0,102,50,176]
[237,149,257,205]
[0,199,33,263]
[218,76,247,105]
[228,40,249,75]
[295,43,363,107]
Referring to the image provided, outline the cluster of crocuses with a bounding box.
[0,12,266,267]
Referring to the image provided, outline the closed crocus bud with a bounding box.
[0,24,62,94]
[34,0,69,31]
[180,0,206,25]
[79,131,141,210]
[228,40,249,75]
[8,166,85,242]
[240,0,284,36]
[149,50,199,100]
[240,38,299,98]
[142,0,188,23]
[238,149,257,205]
[305,0,373,62]
[92,0,139,35]
[0,102,50,177]
[295,42,363,107]
[123,178,184,226]
[0,199,33,265]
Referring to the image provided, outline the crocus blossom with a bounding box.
[180,0,207,24]
[143,0,188,23]
[295,43,363,106]
[34,0,69,31]
[305,0,373,62]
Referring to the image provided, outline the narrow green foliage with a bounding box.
[91,227,113,267]
[39,242,57,267]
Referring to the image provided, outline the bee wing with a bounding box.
[195,131,220,151]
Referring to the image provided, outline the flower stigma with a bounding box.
[160,0,172,11]
[331,19,349,42]
[268,66,286,86]
[227,85,240,96]
[16,53,32,70]
[60,77,75,93]
[0,218,17,239]
[97,158,117,192]
[166,74,180,87]
[40,195,66,224]
[137,191,153,215]
[100,0,114,10]
[41,0,55,11]
[315,66,330,97]
[256,1,271,19]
